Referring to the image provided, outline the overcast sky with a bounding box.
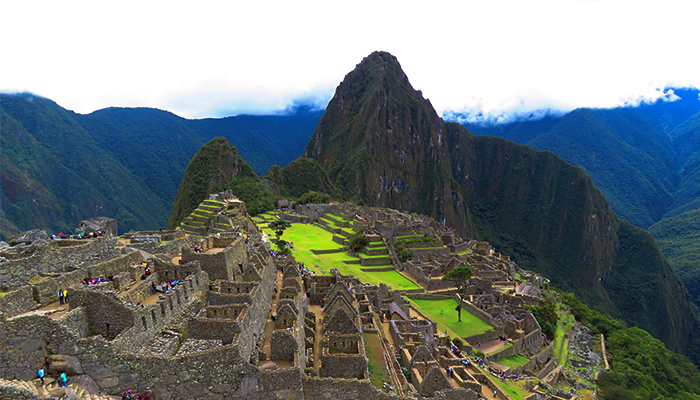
[1,0,697,121]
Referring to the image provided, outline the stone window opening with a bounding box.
[151,310,157,324]
[176,290,181,305]
[161,303,166,317]
[169,297,173,311]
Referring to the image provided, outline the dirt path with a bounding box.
[308,304,324,375]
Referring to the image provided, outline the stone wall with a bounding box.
[0,238,122,289]
[181,237,246,281]
[455,294,501,329]
[0,287,37,318]
[301,376,404,400]
[32,251,143,305]
[320,352,367,379]
[537,358,558,380]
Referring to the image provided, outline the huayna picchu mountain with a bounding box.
[300,51,700,360]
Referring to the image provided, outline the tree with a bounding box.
[348,232,370,252]
[455,304,462,322]
[269,219,292,242]
[442,266,473,293]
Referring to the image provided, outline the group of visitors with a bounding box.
[121,387,151,399]
[450,344,462,357]
[36,367,67,388]
[160,280,179,293]
[140,266,152,280]
[57,288,69,304]
[83,275,111,286]
[51,231,105,240]
[193,245,203,253]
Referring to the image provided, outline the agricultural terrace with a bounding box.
[255,216,421,290]
[407,298,493,338]
[554,304,576,365]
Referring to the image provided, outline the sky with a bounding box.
[1,0,698,122]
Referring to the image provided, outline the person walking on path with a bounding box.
[58,372,68,388]
[58,290,64,305]
[63,288,69,303]
[37,366,45,385]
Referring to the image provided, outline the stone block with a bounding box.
[47,354,83,375]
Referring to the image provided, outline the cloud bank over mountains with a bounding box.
[1,1,697,120]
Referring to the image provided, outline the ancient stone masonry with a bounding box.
[0,195,576,399]
[320,282,367,379]
[0,237,122,290]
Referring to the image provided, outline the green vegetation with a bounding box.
[394,241,409,262]
[348,233,370,252]
[527,298,559,340]
[649,209,700,308]
[495,354,529,369]
[364,332,391,391]
[441,266,472,293]
[408,298,492,338]
[296,191,331,205]
[0,93,322,239]
[560,291,700,399]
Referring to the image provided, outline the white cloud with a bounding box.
[1,0,697,119]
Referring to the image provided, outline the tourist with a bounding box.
[151,283,157,295]
[58,372,68,388]
[143,387,152,399]
[63,288,69,303]
[37,366,45,385]
[58,290,64,305]
[493,389,497,397]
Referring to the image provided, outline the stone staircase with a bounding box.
[0,377,119,400]
[179,199,226,236]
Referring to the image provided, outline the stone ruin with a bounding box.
[0,195,573,399]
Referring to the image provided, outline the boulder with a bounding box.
[9,229,49,246]
[47,354,84,375]
[69,374,100,395]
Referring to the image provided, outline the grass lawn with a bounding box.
[472,363,529,400]
[408,298,493,338]
[255,220,421,290]
[495,355,529,369]
[364,332,391,391]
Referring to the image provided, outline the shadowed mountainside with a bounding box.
[0,94,321,238]
[301,51,699,359]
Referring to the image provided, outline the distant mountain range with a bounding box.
[170,51,700,363]
[454,89,700,307]
[0,94,322,238]
[457,88,700,229]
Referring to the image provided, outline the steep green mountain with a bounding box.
[463,105,696,228]
[0,95,165,237]
[649,209,700,306]
[303,52,474,237]
[667,110,700,217]
[0,93,321,238]
[301,51,698,358]
[262,157,335,199]
[167,137,260,228]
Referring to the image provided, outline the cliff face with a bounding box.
[304,52,473,237]
[303,51,698,355]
